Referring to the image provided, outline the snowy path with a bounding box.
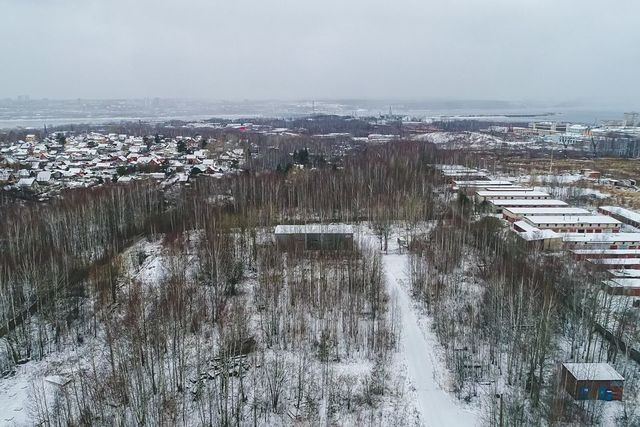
[383,252,478,427]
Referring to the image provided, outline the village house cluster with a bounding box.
[0,130,250,200]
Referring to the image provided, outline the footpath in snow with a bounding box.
[382,250,479,427]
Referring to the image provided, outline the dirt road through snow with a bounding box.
[383,252,478,427]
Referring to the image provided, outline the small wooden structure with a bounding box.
[560,363,624,401]
[274,224,354,252]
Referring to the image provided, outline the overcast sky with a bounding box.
[1,0,638,107]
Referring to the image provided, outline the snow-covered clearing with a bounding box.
[380,244,479,426]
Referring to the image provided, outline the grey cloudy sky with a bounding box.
[1,0,638,106]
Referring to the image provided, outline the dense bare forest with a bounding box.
[2,139,639,425]
[0,141,443,425]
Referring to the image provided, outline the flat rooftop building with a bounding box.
[489,198,568,213]
[517,229,563,250]
[587,258,640,270]
[451,180,512,187]
[484,186,533,192]
[561,363,624,401]
[442,168,487,179]
[598,206,640,229]
[275,224,354,251]
[602,278,640,296]
[503,207,590,223]
[476,190,550,203]
[563,232,640,249]
[523,215,621,233]
[571,249,640,260]
[450,180,512,193]
[607,269,640,278]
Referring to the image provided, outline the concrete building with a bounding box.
[475,190,550,203]
[587,258,640,271]
[442,170,488,180]
[503,207,590,223]
[529,122,568,134]
[623,112,639,127]
[598,206,640,229]
[449,180,512,193]
[436,165,488,181]
[488,199,568,214]
[563,233,640,249]
[607,269,640,279]
[602,278,640,296]
[517,229,563,251]
[484,186,533,192]
[522,215,621,233]
[571,249,640,260]
[275,224,354,251]
[560,363,624,401]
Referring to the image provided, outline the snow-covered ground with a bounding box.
[412,132,503,148]
[376,234,479,427]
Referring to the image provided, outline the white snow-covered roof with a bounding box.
[275,224,354,235]
[608,269,640,278]
[572,249,640,256]
[563,363,624,382]
[484,186,533,191]
[504,207,590,216]
[518,229,561,241]
[443,172,487,178]
[525,215,621,225]
[434,164,476,171]
[452,180,512,186]
[563,232,640,243]
[513,220,538,233]
[490,199,568,207]
[604,278,640,289]
[477,191,549,197]
[17,177,36,187]
[36,171,52,182]
[599,206,640,224]
[588,258,640,265]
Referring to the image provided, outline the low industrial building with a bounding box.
[602,278,640,296]
[522,215,621,233]
[475,190,550,203]
[484,186,533,192]
[503,207,590,223]
[488,199,568,214]
[517,229,563,251]
[560,363,624,401]
[441,168,488,180]
[607,269,640,279]
[450,180,512,193]
[598,206,640,229]
[274,224,354,251]
[571,249,640,260]
[586,258,640,270]
[563,233,640,249]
